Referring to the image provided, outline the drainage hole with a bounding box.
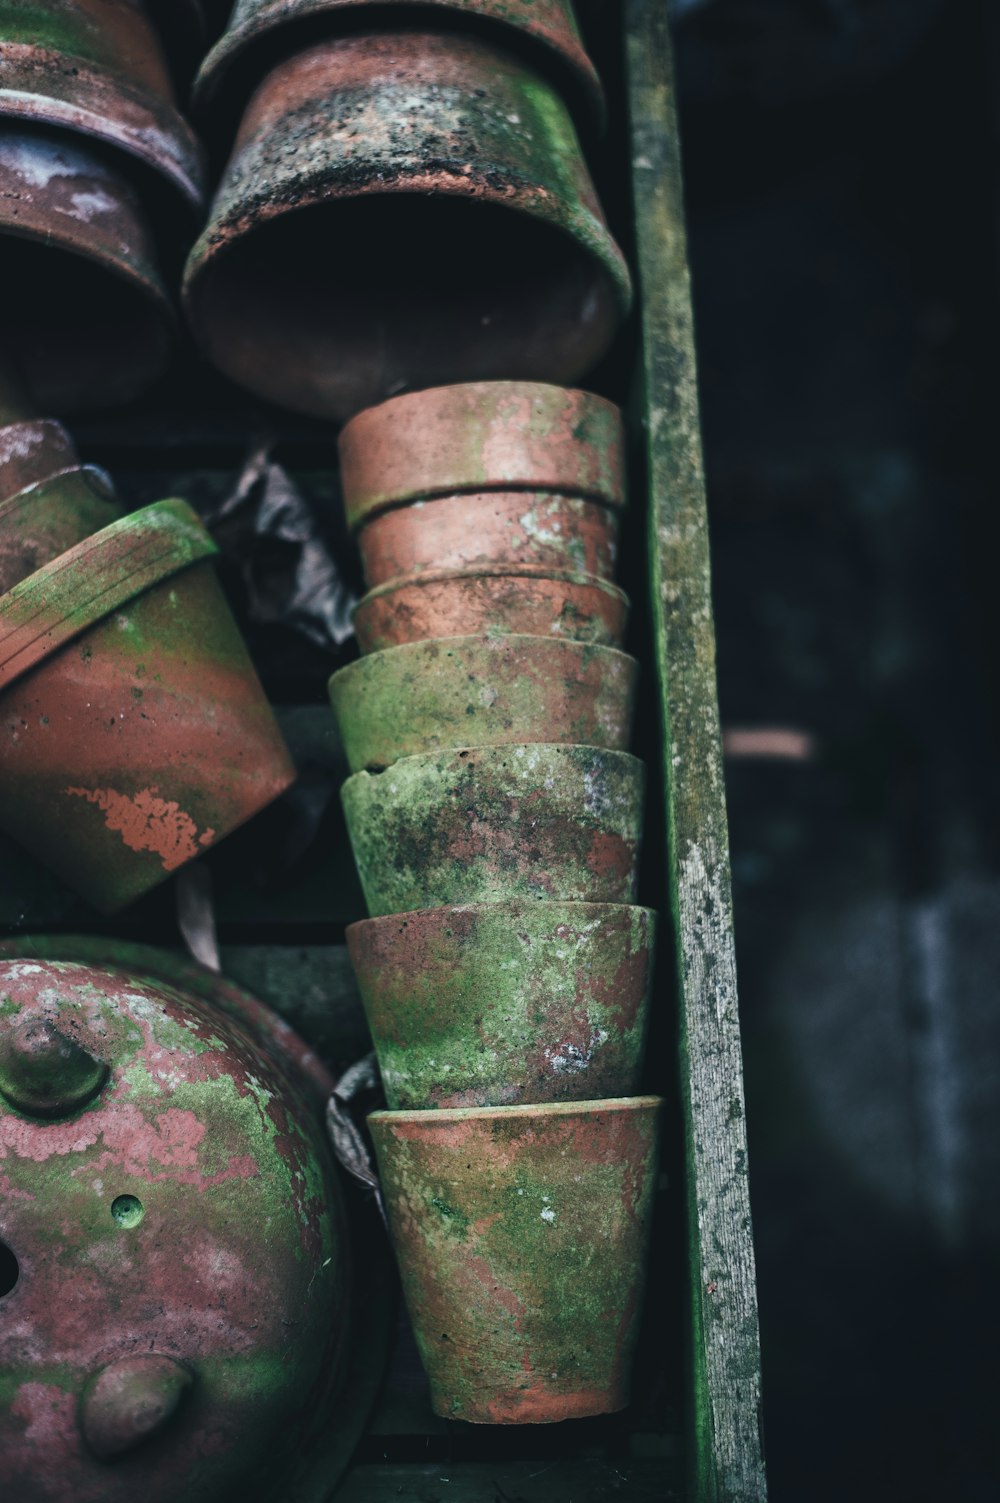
[111,1195,144,1229]
[0,1240,19,1297]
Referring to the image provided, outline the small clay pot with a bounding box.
[0,465,120,595]
[341,743,644,916]
[357,491,619,589]
[369,1096,663,1422]
[329,635,638,772]
[0,419,79,503]
[353,569,629,653]
[349,901,656,1108]
[340,382,625,531]
[0,499,295,912]
[184,34,630,419]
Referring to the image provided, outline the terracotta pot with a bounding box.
[329,635,638,772]
[369,1096,663,1422]
[0,465,121,595]
[358,490,620,589]
[353,568,629,652]
[341,743,644,916]
[340,382,626,530]
[0,950,355,1502]
[183,33,631,420]
[349,900,656,1108]
[0,0,204,211]
[0,127,175,411]
[194,0,604,134]
[0,499,296,912]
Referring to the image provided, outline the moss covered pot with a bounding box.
[348,900,656,1108]
[0,464,120,595]
[369,1095,663,1423]
[329,635,638,773]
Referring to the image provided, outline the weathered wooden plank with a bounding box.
[334,1459,681,1503]
[624,7,768,1501]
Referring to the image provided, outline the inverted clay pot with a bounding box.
[0,0,203,210]
[349,900,656,1108]
[0,499,295,912]
[369,1095,663,1422]
[329,635,638,772]
[194,0,604,135]
[358,491,620,589]
[183,33,631,420]
[340,382,626,531]
[0,127,175,411]
[353,568,629,652]
[0,465,121,595]
[341,743,644,915]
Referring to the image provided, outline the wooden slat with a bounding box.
[624,7,768,1501]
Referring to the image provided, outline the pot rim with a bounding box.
[0,464,117,518]
[346,897,657,942]
[342,740,645,784]
[369,1093,664,1126]
[355,567,628,602]
[330,631,636,687]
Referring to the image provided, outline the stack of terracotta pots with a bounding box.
[329,380,662,1425]
[0,5,296,914]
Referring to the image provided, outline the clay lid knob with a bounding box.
[0,1018,109,1118]
[81,1355,193,1459]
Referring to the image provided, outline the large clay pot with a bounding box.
[352,568,629,652]
[357,490,620,589]
[0,499,295,912]
[0,949,357,1502]
[369,1096,663,1422]
[341,743,645,915]
[0,127,175,411]
[349,900,656,1108]
[183,34,631,420]
[329,635,638,772]
[339,381,625,531]
[194,0,604,133]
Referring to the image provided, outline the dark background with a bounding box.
[671,1,1000,1497]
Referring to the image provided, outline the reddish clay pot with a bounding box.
[353,568,628,653]
[0,418,79,502]
[349,900,656,1108]
[341,743,645,916]
[357,490,620,589]
[329,635,638,772]
[0,465,121,595]
[183,34,631,420]
[0,499,295,912]
[369,1096,663,1422]
[0,950,356,1502]
[340,382,625,530]
[0,0,204,210]
[195,0,604,133]
[0,128,175,411]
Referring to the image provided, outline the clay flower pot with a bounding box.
[341,743,644,915]
[0,464,120,596]
[339,382,625,531]
[349,900,656,1108]
[358,490,620,590]
[0,499,295,912]
[352,567,629,652]
[194,0,604,134]
[0,0,203,211]
[329,635,638,772]
[369,1096,663,1422]
[0,127,175,411]
[183,33,631,420]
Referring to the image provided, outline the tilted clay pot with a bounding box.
[357,490,620,589]
[339,381,625,531]
[329,635,638,772]
[349,900,656,1108]
[0,499,295,912]
[352,568,629,652]
[184,34,631,420]
[341,743,645,916]
[369,1096,663,1422]
[0,465,121,596]
[194,0,604,133]
[0,127,175,411]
